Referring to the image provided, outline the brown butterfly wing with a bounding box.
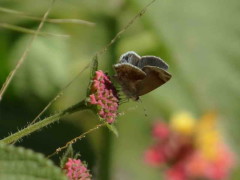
[135,66,172,96]
[114,63,146,99]
[114,63,146,80]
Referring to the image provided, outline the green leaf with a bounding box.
[0,143,67,180]
[60,145,74,168]
[90,55,99,79]
[9,25,71,100]
[106,123,119,137]
[86,55,98,96]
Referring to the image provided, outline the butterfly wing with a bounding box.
[114,63,146,99]
[137,56,169,70]
[135,66,172,96]
[114,63,146,80]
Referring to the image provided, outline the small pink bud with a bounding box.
[64,158,92,180]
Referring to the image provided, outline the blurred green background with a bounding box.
[0,0,240,179]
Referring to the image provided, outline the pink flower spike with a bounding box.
[64,158,92,180]
[88,70,119,123]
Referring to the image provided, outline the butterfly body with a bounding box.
[114,51,171,100]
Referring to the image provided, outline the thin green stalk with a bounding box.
[0,7,95,26]
[0,100,89,144]
[0,23,70,38]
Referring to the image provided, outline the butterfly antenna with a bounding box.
[138,98,148,118]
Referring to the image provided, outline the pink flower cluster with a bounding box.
[88,70,119,124]
[145,122,235,180]
[64,158,91,180]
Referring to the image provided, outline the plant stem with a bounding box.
[0,100,89,144]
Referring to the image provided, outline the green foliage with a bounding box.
[60,145,74,168]
[0,143,67,180]
[86,55,99,97]
[106,123,119,137]
[90,56,99,79]
[9,25,70,100]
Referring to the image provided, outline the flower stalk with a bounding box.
[0,100,89,144]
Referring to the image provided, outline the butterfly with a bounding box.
[114,51,172,100]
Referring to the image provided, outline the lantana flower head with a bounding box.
[88,70,119,124]
[64,158,91,180]
[145,112,235,180]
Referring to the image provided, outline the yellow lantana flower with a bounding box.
[196,112,221,160]
[170,112,196,136]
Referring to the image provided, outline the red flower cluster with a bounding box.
[88,70,119,124]
[145,122,194,171]
[64,158,91,180]
[145,118,235,180]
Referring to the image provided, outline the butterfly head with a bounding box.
[119,51,141,65]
